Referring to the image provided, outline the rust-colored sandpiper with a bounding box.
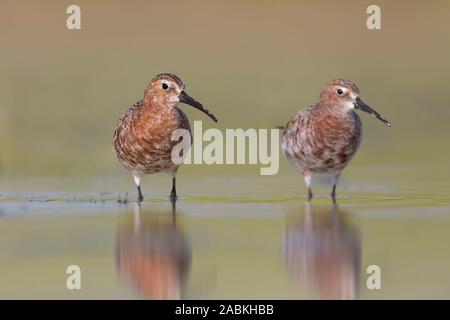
[281,79,390,200]
[113,73,218,202]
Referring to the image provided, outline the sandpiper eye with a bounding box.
[162,83,169,90]
[337,88,344,95]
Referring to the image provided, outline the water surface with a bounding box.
[1,174,449,299]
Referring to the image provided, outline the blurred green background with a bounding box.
[0,0,449,186]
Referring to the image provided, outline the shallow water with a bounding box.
[1,174,449,300]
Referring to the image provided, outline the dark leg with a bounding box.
[137,185,143,202]
[134,174,143,202]
[170,177,177,200]
[304,173,313,201]
[331,184,337,200]
[330,171,341,201]
[331,194,337,204]
[308,188,313,201]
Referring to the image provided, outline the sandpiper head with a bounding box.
[320,79,390,127]
[145,73,218,122]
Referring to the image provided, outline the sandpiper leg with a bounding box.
[137,185,144,202]
[308,189,313,201]
[304,174,313,201]
[134,173,143,202]
[331,184,337,198]
[170,177,177,200]
[331,171,341,200]
[331,192,337,204]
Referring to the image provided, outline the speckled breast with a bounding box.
[282,108,362,174]
[113,103,191,174]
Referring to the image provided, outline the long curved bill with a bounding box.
[354,97,391,127]
[179,91,218,123]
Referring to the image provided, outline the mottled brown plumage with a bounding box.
[282,79,390,200]
[113,73,218,202]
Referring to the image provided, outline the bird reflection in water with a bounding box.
[284,202,361,299]
[116,201,191,299]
